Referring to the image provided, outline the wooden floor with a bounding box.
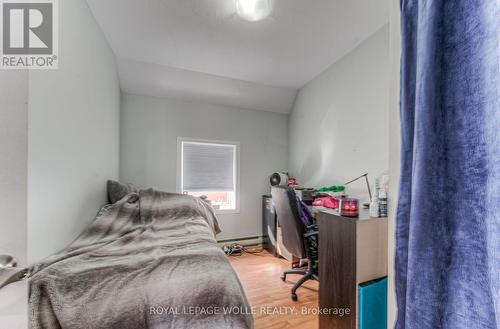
[229,250,319,329]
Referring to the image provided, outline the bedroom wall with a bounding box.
[388,1,402,326]
[288,24,390,202]
[120,93,288,241]
[0,71,28,266]
[27,0,120,263]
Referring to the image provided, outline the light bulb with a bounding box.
[235,0,272,22]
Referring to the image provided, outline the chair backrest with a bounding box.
[271,186,306,259]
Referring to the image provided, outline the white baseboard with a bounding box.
[217,236,264,247]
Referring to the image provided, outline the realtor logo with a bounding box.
[1,0,58,69]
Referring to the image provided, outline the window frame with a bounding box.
[176,137,240,215]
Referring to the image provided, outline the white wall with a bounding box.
[0,71,28,328]
[388,0,402,326]
[120,93,288,241]
[27,0,120,263]
[288,24,390,202]
[0,71,28,266]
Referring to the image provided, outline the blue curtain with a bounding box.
[396,1,499,329]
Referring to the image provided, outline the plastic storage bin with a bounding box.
[358,277,387,329]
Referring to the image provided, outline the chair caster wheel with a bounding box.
[291,293,298,301]
[280,275,286,282]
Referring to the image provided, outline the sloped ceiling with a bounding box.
[87,0,389,113]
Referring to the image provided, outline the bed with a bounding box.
[28,189,253,329]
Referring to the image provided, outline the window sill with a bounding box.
[215,209,240,215]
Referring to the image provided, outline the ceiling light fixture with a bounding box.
[235,0,273,22]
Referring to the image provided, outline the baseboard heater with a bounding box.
[217,236,264,247]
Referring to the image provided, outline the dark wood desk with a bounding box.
[317,208,388,329]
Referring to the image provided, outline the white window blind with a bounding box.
[182,141,236,192]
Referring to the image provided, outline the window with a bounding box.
[178,138,239,214]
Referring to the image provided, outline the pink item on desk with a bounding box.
[312,196,339,209]
[287,177,299,187]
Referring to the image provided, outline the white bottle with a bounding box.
[378,188,388,217]
[370,200,379,218]
[370,178,380,217]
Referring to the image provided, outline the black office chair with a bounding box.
[271,186,319,301]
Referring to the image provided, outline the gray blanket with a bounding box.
[28,189,253,329]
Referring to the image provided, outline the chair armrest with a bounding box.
[306,224,318,230]
[304,230,318,238]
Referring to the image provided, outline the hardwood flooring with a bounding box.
[229,250,319,329]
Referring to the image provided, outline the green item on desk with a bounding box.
[316,185,345,192]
